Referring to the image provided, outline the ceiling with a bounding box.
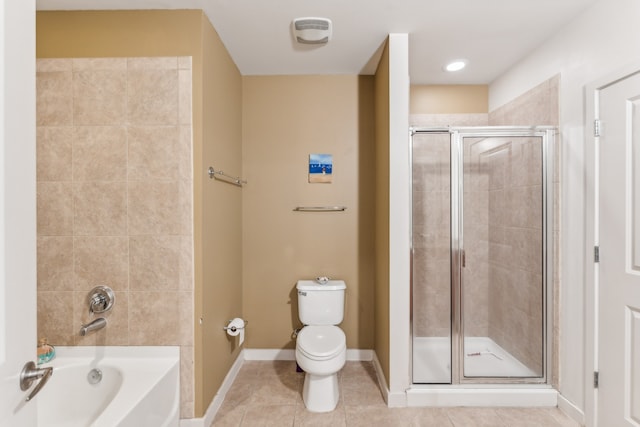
[36,0,598,84]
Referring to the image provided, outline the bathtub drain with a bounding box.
[87,368,103,384]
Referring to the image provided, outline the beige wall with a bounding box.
[35,10,243,419]
[198,14,243,416]
[410,85,488,114]
[374,40,391,384]
[242,75,375,350]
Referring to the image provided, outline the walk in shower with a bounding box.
[411,127,554,385]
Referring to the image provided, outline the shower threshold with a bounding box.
[413,336,539,383]
[410,336,555,407]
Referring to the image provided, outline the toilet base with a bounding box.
[302,372,339,412]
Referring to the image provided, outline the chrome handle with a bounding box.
[20,361,53,402]
[87,285,115,315]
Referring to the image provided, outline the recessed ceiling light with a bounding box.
[444,60,467,72]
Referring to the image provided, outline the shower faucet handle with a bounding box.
[87,285,115,315]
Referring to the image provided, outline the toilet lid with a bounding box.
[297,326,346,360]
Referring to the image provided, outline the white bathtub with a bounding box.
[35,346,180,427]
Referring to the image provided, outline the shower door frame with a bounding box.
[410,126,555,386]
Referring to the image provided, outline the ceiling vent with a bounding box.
[292,17,332,45]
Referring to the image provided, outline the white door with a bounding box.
[598,69,640,425]
[0,1,37,426]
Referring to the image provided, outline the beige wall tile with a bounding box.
[128,180,190,235]
[128,126,190,180]
[73,181,127,235]
[180,345,195,419]
[37,58,72,72]
[37,236,74,292]
[179,70,192,125]
[73,126,127,181]
[37,291,75,345]
[178,56,192,70]
[179,291,194,346]
[36,127,73,182]
[128,57,178,70]
[74,236,129,291]
[37,181,74,236]
[73,70,127,125]
[129,291,186,345]
[129,235,192,291]
[72,58,127,71]
[127,69,179,125]
[37,71,73,126]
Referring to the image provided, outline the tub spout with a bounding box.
[79,317,107,336]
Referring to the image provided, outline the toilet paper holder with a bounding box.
[222,319,248,332]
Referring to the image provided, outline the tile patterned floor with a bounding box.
[211,361,582,427]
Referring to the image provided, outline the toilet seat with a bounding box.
[297,325,345,361]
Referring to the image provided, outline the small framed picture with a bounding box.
[308,154,333,183]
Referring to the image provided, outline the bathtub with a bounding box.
[35,346,180,427]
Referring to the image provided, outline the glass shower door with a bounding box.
[411,132,451,384]
[459,132,546,379]
[411,127,553,385]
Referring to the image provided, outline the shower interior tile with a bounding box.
[73,69,127,126]
[72,126,128,181]
[37,236,74,292]
[36,126,73,182]
[73,181,128,236]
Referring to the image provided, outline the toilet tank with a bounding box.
[296,280,346,325]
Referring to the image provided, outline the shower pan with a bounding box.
[410,126,554,387]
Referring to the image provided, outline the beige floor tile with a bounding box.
[446,407,506,426]
[405,407,455,427]
[293,402,347,427]
[546,408,582,427]
[249,373,302,406]
[344,406,444,427]
[495,408,570,427]
[210,361,584,427]
[241,404,296,427]
[340,362,385,407]
[212,404,246,427]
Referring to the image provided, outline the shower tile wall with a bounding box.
[489,75,560,384]
[464,136,544,374]
[35,57,195,417]
[412,133,452,337]
[411,114,488,338]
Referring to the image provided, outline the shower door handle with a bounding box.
[461,250,466,268]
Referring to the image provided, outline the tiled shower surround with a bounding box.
[35,57,195,417]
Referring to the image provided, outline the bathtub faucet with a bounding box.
[79,317,107,336]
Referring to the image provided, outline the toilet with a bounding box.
[295,279,347,412]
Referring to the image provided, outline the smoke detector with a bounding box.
[292,17,332,45]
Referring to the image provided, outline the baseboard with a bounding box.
[243,348,374,361]
[371,352,389,404]
[371,352,407,407]
[557,393,585,425]
[243,348,295,361]
[179,349,245,427]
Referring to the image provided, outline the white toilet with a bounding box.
[295,279,347,412]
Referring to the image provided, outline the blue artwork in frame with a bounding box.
[308,154,333,183]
